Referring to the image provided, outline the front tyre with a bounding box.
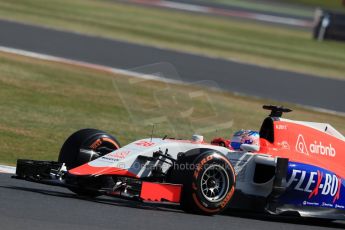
[59,129,120,170]
[59,129,120,197]
[170,151,236,215]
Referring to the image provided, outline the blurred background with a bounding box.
[0,0,344,165]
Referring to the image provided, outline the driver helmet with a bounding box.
[230,130,260,151]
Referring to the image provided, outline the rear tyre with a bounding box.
[169,150,236,215]
[59,129,120,197]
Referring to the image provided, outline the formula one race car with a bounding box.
[13,105,345,220]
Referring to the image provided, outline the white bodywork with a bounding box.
[86,137,277,198]
[280,118,345,141]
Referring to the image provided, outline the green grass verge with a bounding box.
[202,0,315,18]
[0,0,344,80]
[281,0,345,11]
[207,0,345,16]
[0,51,344,166]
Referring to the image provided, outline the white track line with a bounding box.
[0,46,182,85]
[0,165,16,174]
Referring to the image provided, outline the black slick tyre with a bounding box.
[59,128,120,197]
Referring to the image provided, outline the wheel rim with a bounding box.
[200,164,230,203]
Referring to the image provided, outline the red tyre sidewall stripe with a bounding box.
[90,137,120,150]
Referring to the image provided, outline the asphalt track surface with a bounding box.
[1,173,345,230]
[0,19,344,113]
